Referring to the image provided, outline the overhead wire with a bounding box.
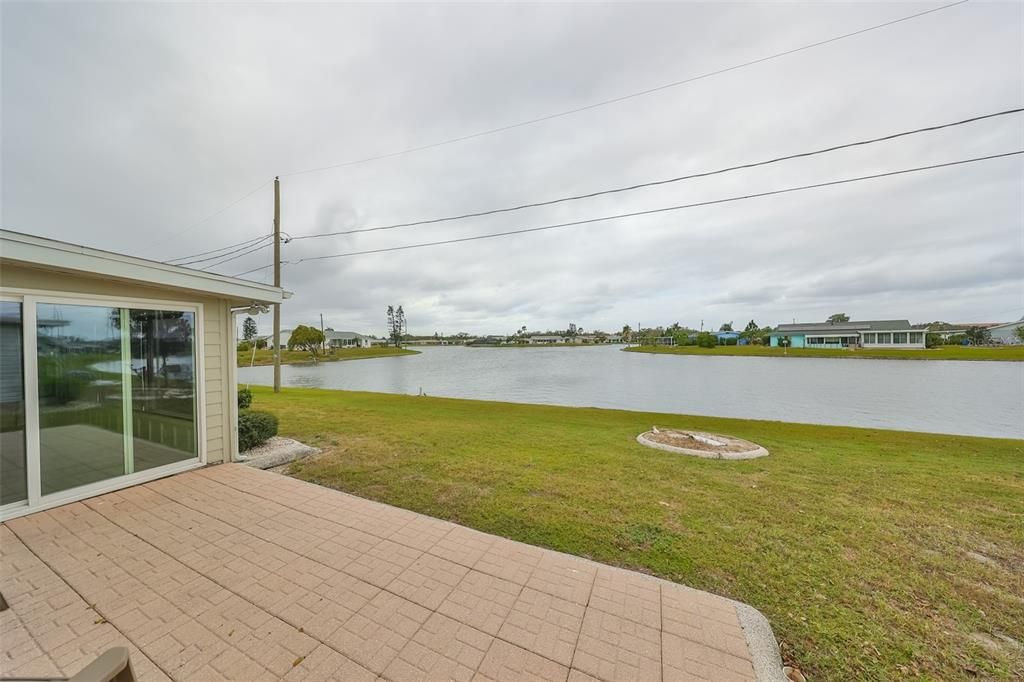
[289,107,1021,241]
[283,151,1022,262]
[280,0,969,179]
[154,0,969,257]
[149,177,274,252]
[169,233,274,265]
[195,240,276,270]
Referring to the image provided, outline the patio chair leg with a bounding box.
[67,647,136,682]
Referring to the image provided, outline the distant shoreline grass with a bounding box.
[237,346,418,367]
[623,344,1024,361]
[465,343,606,348]
[252,386,1024,680]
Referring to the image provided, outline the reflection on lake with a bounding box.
[238,345,1023,439]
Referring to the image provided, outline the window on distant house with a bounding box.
[877,333,892,344]
[910,332,923,344]
[893,333,908,344]
[862,333,875,344]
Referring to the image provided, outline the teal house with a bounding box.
[770,320,926,349]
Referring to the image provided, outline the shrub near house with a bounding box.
[237,386,278,451]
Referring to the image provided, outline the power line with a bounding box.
[155,0,968,259]
[151,177,273,251]
[284,150,1022,262]
[169,233,274,265]
[290,107,1021,241]
[233,261,280,278]
[281,0,968,179]
[195,240,275,270]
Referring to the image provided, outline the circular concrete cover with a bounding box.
[636,428,769,460]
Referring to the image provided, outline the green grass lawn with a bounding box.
[251,386,1024,681]
[237,346,418,367]
[624,344,1024,361]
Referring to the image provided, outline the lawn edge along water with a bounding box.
[237,346,418,367]
[623,345,1024,362]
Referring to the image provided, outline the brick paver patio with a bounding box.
[0,464,774,681]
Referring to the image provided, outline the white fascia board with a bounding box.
[1,230,287,304]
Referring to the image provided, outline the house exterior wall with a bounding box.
[0,263,235,466]
[860,331,926,349]
[770,333,806,348]
[990,323,1023,344]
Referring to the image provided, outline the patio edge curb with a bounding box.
[734,601,789,682]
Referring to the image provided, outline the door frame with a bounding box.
[0,287,207,522]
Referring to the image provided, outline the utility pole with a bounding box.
[273,176,282,393]
[320,313,325,354]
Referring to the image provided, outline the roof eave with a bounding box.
[1,229,287,305]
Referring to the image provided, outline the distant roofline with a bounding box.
[772,319,918,333]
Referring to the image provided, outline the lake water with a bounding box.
[238,345,1024,439]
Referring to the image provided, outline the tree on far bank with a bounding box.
[696,331,716,348]
[828,313,850,324]
[288,325,325,359]
[719,322,733,332]
[1015,325,1024,343]
[242,316,258,341]
[965,326,991,345]
[621,324,632,343]
[387,305,407,348]
[740,320,762,344]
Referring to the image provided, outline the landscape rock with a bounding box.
[237,436,319,469]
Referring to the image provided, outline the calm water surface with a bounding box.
[239,345,1023,439]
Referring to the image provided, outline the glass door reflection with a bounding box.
[0,300,27,505]
[129,309,197,471]
[37,303,126,495]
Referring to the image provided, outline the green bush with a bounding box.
[238,409,278,451]
[696,332,716,348]
[237,387,253,410]
[237,341,252,352]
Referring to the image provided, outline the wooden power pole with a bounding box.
[273,177,282,393]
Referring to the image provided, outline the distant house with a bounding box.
[265,329,292,349]
[714,331,741,345]
[770,320,926,349]
[324,328,372,349]
[468,335,506,346]
[529,335,566,344]
[988,319,1024,345]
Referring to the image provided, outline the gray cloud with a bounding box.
[2,1,1022,337]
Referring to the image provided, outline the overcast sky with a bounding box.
[3,1,1021,336]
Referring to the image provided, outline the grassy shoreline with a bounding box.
[250,386,1024,680]
[237,346,418,367]
[624,344,1024,361]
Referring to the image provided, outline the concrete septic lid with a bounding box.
[637,428,769,460]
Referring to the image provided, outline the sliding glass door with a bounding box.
[0,294,201,516]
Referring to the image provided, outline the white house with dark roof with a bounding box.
[769,319,926,349]
[324,329,376,349]
[988,319,1024,344]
